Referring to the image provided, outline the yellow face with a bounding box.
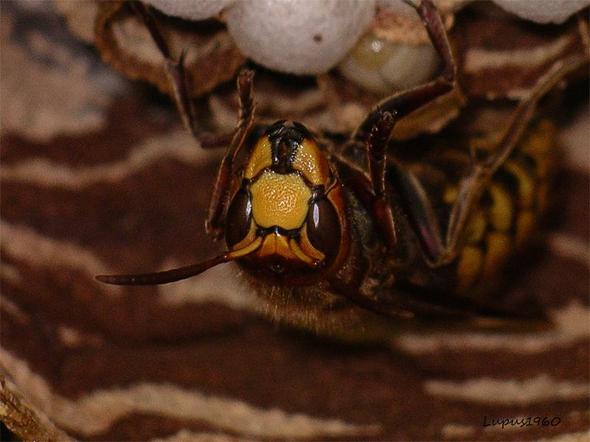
[250,170,312,230]
[224,122,348,281]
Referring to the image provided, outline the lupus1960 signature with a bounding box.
[483,415,562,429]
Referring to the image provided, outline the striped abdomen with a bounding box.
[406,119,557,295]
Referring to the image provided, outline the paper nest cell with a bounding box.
[143,0,590,75]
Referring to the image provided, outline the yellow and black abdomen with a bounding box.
[406,118,558,296]
[455,119,556,294]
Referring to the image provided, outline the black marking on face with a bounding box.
[265,121,313,174]
[256,225,301,238]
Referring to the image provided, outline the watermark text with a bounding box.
[483,416,561,429]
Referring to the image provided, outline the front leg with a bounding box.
[132,2,202,140]
[206,69,255,238]
[335,111,399,250]
[133,2,256,238]
[366,111,399,249]
[352,0,457,142]
[337,0,456,250]
[132,2,241,151]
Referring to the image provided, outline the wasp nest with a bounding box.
[56,0,589,139]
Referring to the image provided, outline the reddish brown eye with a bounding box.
[225,188,252,247]
[306,197,341,261]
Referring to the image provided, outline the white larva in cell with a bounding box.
[338,34,440,95]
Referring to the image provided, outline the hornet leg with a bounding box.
[133,2,256,239]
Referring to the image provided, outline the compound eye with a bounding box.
[306,198,341,261]
[225,188,252,247]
